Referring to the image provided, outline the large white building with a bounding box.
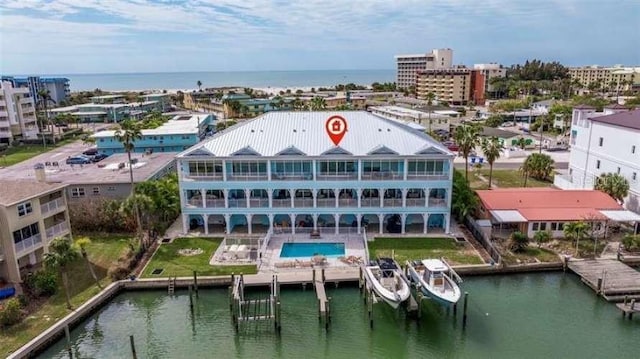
[395,49,453,89]
[0,81,39,144]
[177,111,454,236]
[555,106,640,213]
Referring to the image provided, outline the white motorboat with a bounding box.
[407,259,462,306]
[363,257,411,309]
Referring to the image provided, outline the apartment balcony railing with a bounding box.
[428,198,447,207]
[316,198,335,207]
[293,198,313,207]
[316,172,358,181]
[187,198,203,208]
[406,198,427,207]
[46,222,69,239]
[272,172,313,181]
[184,174,223,181]
[227,174,268,181]
[249,198,269,208]
[205,198,225,208]
[383,198,403,207]
[228,199,247,208]
[15,234,42,254]
[272,199,291,208]
[338,198,357,207]
[361,171,403,180]
[407,173,449,180]
[41,197,65,215]
[360,198,379,207]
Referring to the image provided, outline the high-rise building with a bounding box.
[1,76,70,104]
[395,49,453,89]
[416,67,485,105]
[0,81,39,144]
[569,65,640,92]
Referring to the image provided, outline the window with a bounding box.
[633,172,637,181]
[92,187,100,195]
[632,145,636,154]
[107,186,116,191]
[598,137,603,146]
[17,202,33,217]
[551,222,557,231]
[532,222,539,231]
[540,222,547,231]
[617,167,621,174]
[558,222,564,231]
[71,187,85,198]
[596,160,600,169]
[12,223,40,243]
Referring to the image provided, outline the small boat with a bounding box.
[363,257,411,309]
[407,259,462,306]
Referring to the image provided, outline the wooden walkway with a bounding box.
[568,259,640,301]
[616,300,639,319]
[241,268,359,287]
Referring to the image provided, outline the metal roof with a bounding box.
[179,111,453,158]
[490,210,527,223]
[599,210,640,222]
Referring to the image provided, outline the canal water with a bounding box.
[39,273,638,359]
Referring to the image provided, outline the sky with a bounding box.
[1,0,639,75]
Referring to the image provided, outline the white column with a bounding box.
[312,189,318,208]
[379,188,384,208]
[267,159,272,181]
[334,188,339,208]
[401,213,406,234]
[313,214,319,230]
[202,214,209,234]
[378,214,384,234]
[268,190,273,208]
[426,187,431,207]
[356,214,362,234]
[201,189,206,208]
[268,214,274,232]
[445,213,451,234]
[247,214,253,234]
[357,189,362,208]
[312,160,317,180]
[223,189,229,208]
[224,214,231,234]
[334,214,340,234]
[222,160,227,181]
[358,159,362,181]
[245,189,251,208]
[289,189,295,208]
[423,214,428,234]
[289,214,296,234]
[402,188,408,208]
[182,213,188,234]
[403,159,408,180]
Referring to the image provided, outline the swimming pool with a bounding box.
[280,242,345,258]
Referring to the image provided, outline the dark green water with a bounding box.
[39,273,638,359]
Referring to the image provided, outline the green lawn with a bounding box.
[368,237,484,265]
[501,247,560,265]
[0,139,76,167]
[472,169,553,189]
[1,233,131,358]
[141,237,257,277]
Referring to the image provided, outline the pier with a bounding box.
[230,274,281,332]
[567,259,640,301]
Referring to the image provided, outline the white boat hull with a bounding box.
[364,266,411,309]
[408,265,461,305]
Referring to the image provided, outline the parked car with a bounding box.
[90,153,109,162]
[447,143,459,152]
[83,147,98,156]
[66,155,92,165]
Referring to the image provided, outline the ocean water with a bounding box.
[44,70,395,92]
[39,273,639,359]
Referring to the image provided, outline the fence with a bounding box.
[464,215,502,265]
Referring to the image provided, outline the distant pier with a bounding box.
[567,259,640,301]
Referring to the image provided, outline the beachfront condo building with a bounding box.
[0,180,72,284]
[554,106,640,213]
[1,76,70,104]
[177,111,454,236]
[416,67,485,105]
[395,49,453,89]
[569,65,640,93]
[473,63,507,97]
[0,80,39,144]
[92,114,215,154]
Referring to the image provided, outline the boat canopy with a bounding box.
[422,259,447,272]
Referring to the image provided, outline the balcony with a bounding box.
[293,198,313,207]
[227,174,268,181]
[406,198,427,207]
[205,198,225,208]
[184,174,223,181]
[383,198,403,207]
[428,198,447,207]
[272,199,291,208]
[15,234,43,254]
[316,198,335,207]
[316,172,358,181]
[249,198,269,208]
[360,198,379,207]
[41,197,65,215]
[338,198,357,207]
[407,173,449,180]
[272,172,313,181]
[46,222,69,239]
[361,171,403,180]
[228,199,247,208]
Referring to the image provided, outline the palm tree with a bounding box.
[480,136,504,189]
[563,221,589,257]
[292,98,304,110]
[451,170,478,220]
[454,124,480,181]
[196,80,202,91]
[114,120,143,241]
[520,153,554,186]
[44,237,80,309]
[595,173,630,204]
[425,92,436,132]
[37,89,56,146]
[311,96,327,111]
[75,237,102,289]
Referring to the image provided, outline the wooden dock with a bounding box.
[616,298,639,319]
[567,259,640,301]
[241,268,359,287]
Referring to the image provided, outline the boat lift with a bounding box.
[230,274,281,333]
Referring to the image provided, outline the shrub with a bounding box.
[622,235,640,252]
[509,231,530,252]
[108,265,130,281]
[534,231,552,247]
[24,270,58,297]
[0,298,24,327]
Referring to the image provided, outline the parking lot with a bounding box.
[0,141,95,179]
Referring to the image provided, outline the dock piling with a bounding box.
[65,324,72,358]
[129,335,137,359]
[188,285,194,311]
[462,292,469,329]
[193,271,199,297]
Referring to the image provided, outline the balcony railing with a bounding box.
[383,198,403,207]
[228,199,247,208]
[15,234,42,254]
[316,198,335,207]
[272,199,291,208]
[406,198,427,207]
[187,198,203,207]
[361,171,403,180]
[407,173,448,180]
[41,197,65,215]
[46,222,69,239]
[184,174,223,181]
[360,198,379,207]
[316,172,358,181]
[272,172,313,181]
[227,174,268,181]
[428,198,447,207]
[249,198,269,208]
[205,198,225,208]
[293,198,314,207]
[338,198,357,207]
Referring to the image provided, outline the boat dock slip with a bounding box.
[616,297,639,319]
[314,269,328,313]
[568,259,640,301]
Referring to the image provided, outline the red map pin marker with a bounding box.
[325,115,348,146]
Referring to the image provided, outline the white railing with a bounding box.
[228,199,247,208]
[187,198,203,208]
[40,197,65,215]
[46,222,69,239]
[272,199,291,208]
[227,174,268,181]
[338,198,357,207]
[406,198,427,207]
[361,172,403,180]
[184,174,223,181]
[360,198,379,207]
[316,173,358,181]
[293,198,314,207]
[205,198,226,208]
[407,174,448,180]
[15,234,42,254]
[249,198,269,208]
[316,198,335,207]
[428,198,447,207]
[383,198,403,207]
[271,172,313,181]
